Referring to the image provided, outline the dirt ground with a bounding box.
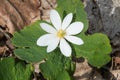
[0,0,120,80]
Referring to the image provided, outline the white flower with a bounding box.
[37,9,84,57]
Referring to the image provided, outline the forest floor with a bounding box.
[0,0,120,80]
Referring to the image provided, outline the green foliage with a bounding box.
[0,57,32,80]
[11,0,112,79]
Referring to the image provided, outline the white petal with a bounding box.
[47,37,59,53]
[60,39,72,57]
[66,22,84,35]
[40,23,56,33]
[50,9,61,30]
[62,13,73,30]
[37,34,54,46]
[65,36,84,45]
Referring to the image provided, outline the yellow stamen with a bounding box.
[57,29,66,38]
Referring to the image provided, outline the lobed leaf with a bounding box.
[40,50,75,80]
[0,57,32,80]
[12,21,47,63]
[75,33,112,68]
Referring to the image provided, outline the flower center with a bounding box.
[57,29,66,38]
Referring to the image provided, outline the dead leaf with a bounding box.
[0,0,40,34]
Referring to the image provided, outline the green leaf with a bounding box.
[57,0,79,13]
[12,21,47,63]
[75,33,112,68]
[40,50,75,80]
[0,57,32,80]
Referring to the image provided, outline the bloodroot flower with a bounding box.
[37,9,84,57]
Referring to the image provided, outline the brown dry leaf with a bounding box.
[74,60,92,80]
[0,0,40,34]
[112,57,120,69]
[40,0,57,22]
[111,70,120,80]
[0,46,8,56]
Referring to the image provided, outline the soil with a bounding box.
[0,0,120,80]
